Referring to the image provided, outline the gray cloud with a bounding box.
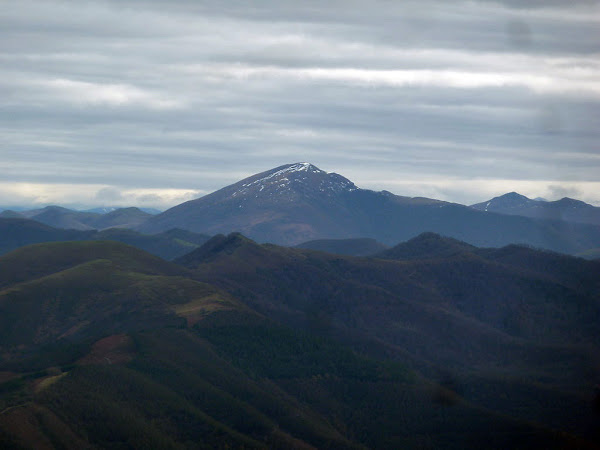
[0,0,599,208]
[95,187,123,202]
[547,184,583,200]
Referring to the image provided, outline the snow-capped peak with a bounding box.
[229,163,356,199]
[250,163,324,184]
[288,162,324,173]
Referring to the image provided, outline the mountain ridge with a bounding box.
[471,192,600,226]
[5,205,154,231]
[0,217,210,260]
[139,163,600,254]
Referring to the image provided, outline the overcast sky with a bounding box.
[1,0,599,210]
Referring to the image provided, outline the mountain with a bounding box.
[91,207,151,229]
[20,205,100,230]
[179,233,600,370]
[0,217,209,260]
[384,233,600,296]
[14,206,154,231]
[0,206,29,213]
[0,218,90,255]
[471,192,536,212]
[296,237,389,256]
[377,232,476,260]
[139,162,365,243]
[138,163,600,254]
[1,238,597,449]
[471,192,600,226]
[0,210,25,219]
[85,206,162,215]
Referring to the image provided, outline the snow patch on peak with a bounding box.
[293,162,311,170]
[242,163,323,188]
[283,162,323,174]
[327,173,357,192]
[229,163,357,200]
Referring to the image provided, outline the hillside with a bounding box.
[0,234,594,449]
[178,233,600,445]
[179,233,600,372]
[0,241,207,356]
[377,232,476,260]
[296,237,388,256]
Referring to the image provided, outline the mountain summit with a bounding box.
[470,192,535,212]
[139,163,364,243]
[228,162,357,200]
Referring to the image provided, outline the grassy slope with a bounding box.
[0,241,237,368]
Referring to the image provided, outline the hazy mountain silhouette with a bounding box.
[0,217,209,260]
[12,205,153,231]
[471,192,600,226]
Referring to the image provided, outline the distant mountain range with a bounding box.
[83,206,162,215]
[2,164,599,257]
[0,205,154,231]
[137,162,600,255]
[0,218,209,260]
[471,192,600,226]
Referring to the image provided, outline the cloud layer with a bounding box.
[1,0,599,208]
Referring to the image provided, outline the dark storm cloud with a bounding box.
[0,0,599,208]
